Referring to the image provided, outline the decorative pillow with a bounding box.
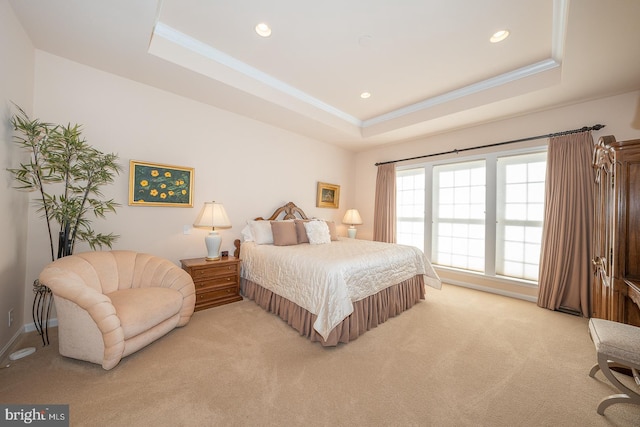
[325,221,338,241]
[303,220,331,245]
[249,220,274,245]
[241,224,254,242]
[295,219,310,244]
[271,221,298,246]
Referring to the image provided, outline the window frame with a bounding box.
[397,168,427,252]
[431,159,487,272]
[495,151,547,281]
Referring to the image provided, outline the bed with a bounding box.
[234,202,441,346]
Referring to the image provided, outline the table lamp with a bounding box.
[194,201,231,260]
[342,209,363,238]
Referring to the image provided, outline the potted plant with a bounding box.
[8,104,121,344]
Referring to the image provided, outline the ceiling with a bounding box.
[9,0,640,151]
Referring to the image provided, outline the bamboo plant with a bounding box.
[8,105,122,262]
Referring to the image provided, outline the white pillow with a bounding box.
[249,220,273,245]
[303,220,331,245]
[241,224,254,242]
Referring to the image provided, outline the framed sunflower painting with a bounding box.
[129,160,194,207]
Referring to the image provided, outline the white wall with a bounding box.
[354,90,640,299]
[0,0,34,354]
[19,51,355,329]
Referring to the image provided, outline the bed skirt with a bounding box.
[240,275,426,346]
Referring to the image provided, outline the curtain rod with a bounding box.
[374,124,605,166]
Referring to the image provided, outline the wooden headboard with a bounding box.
[233,202,309,257]
[254,201,309,221]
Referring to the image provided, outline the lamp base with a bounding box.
[204,230,222,260]
[347,227,357,239]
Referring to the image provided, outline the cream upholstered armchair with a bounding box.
[39,251,196,370]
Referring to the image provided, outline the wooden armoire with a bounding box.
[592,135,640,326]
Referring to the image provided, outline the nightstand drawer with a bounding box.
[195,285,239,306]
[194,274,237,290]
[191,263,238,280]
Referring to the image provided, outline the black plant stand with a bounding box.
[32,280,53,346]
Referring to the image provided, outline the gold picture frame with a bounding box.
[129,160,194,207]
[316,182,340,209]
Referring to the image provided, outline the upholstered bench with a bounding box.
[39,251,196,370]
[588,318,640,415]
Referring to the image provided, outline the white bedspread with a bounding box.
[240,238,441,340]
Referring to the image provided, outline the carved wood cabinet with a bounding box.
[592,136,640,326]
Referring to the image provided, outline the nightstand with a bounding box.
[180,256,242,311]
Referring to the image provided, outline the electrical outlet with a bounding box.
[8,309,14,327]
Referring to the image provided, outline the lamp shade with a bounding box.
[194,202,231,260]
[342,209,363,226]
[194,202,231,229]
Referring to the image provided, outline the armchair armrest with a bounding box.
[155,267,196,326]
[39,266,125,370]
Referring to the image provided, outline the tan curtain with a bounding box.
[373,163,396,243]
[537,131,594,316]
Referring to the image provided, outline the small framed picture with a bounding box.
[316,182,340,209]
[129,160,194,207]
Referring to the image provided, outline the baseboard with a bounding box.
[443,279,538,303]
[24,317,58,333]
[557,306,582,316]
[0,318,58,360]
[0,328,25,360]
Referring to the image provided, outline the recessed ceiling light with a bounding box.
[490,29,510,43]
[255,22,272,38]
[360,92,371,99]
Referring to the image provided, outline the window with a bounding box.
[496,152,547,281]
[396,148,546,283]
[397,168,425,251]
[432,160,486,272]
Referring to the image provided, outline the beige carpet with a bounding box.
[1,284,639,426]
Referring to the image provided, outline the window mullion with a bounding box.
[423,164,433,260]
[485,154,497,276]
